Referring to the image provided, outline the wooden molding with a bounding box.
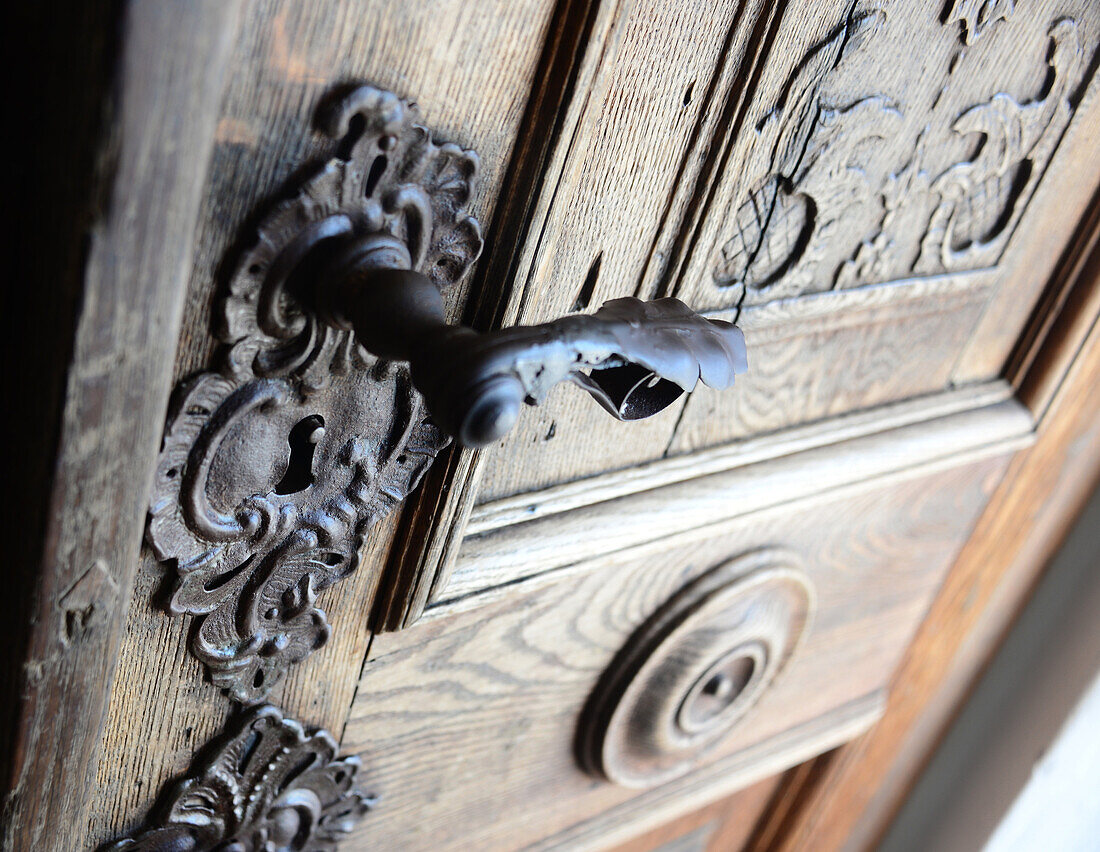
[466,380,1013,537]
[442,385,1031,607]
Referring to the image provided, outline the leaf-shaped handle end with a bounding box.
[573,301,747,422]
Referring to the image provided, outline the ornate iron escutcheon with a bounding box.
[149,84,747,702]
[107,705,372,851]
[577,551,814,788]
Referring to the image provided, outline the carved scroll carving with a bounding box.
[107,705,372,851]
[148,87,481,702]
[858,17,1086,281]
[713,7,897,303]
[946,0,1015,44]
[713,3,1093,306]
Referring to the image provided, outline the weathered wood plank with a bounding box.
[370,0,604,631]
[1,4,244,850]
[469,0,770,502]
[85,0,563,844]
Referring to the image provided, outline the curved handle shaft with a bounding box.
[318,242,746,447]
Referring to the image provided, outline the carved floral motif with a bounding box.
[713,4,1092,306]
[108,705,372,851]
[714,7,897,302]
[148,87,481,702]
[915,18,1083,272]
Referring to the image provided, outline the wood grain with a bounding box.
[667,274,995,453]
[339,448,1012,850]
[603,774,785,852]
[746,187,1100,852]
[469,0,770,502]
[1,4,243,850]
[84,0,561,844]
[446,389,1031,604]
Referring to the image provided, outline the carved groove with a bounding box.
[578,550,814,788]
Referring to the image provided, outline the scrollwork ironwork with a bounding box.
[148,86,477,702]
[107,705,372,851]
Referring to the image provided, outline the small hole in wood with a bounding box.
[573,251,603,312]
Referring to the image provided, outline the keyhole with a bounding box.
[274,415,325,495]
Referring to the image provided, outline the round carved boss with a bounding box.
[578,550,814,788]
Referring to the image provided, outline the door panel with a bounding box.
[342,437,1016,850]
[469,0,1100,490]
[666,1,1100,453]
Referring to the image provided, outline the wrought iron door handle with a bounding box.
[148,84,747,702]
[311,234,746,447]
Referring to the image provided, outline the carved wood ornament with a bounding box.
[578,551,814,788]
[712,1,1094,306]
[107,705,372,851]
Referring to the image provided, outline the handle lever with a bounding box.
[313,233,747,447]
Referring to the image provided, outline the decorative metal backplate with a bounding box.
[148,86,483,702]
[577,550,814,788]
[107,705,372,851]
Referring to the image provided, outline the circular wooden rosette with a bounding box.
[579,550,814,788]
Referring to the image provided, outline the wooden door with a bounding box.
[6,2,1100,850]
